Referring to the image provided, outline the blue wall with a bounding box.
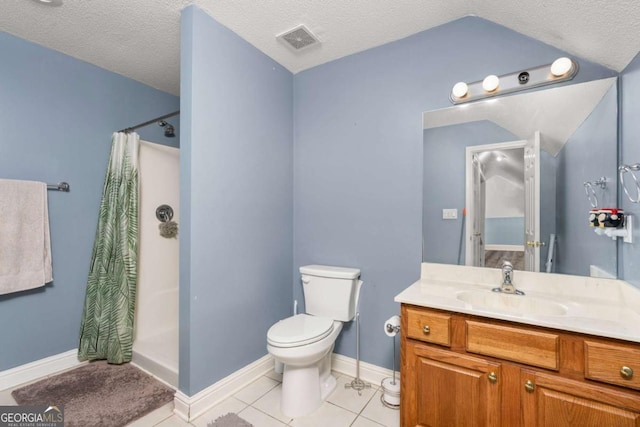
[293,17,615,371]
[180,6,293,395]
[620,52,640,287]
[555,84,618,277]
[0,31,179,371]
[486,218,525,246]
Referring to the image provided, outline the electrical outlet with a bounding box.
[442,209,458,219]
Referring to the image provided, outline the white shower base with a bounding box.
[133,140,179,388]
[133,328,178,387]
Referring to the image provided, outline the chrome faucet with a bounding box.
[492,261,524,295]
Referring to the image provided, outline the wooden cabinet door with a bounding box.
[404,342,501,427]
[521,370,640,427]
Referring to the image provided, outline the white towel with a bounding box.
[0,179,53,295]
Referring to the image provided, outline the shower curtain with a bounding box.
[78,132,139,364]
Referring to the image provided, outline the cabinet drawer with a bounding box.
[585,341,640,390]
[406,308,451,346]
[466,320,559,370]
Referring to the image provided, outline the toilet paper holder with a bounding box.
[385,323,400,334]
[382,315,401,409]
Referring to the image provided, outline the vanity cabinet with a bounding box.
[404,341,502,426]
[520,370,640,427]
[400,304,640,427]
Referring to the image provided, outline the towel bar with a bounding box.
[47,182,70,192]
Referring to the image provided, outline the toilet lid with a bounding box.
[267,314,334,347]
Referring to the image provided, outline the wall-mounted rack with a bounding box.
[583,177,607,208]
[619,164,640,203]
[594,215,633,243]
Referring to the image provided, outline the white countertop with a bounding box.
[395,263,640,343]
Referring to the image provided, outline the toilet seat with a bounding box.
[267,314,334,348]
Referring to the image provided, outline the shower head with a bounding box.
[158,120,176,138]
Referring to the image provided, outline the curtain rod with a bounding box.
[118,110,180,133]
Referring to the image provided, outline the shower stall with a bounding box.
[132,139,179,387]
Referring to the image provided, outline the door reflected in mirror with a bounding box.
[422,78,618,278]
[466,143,525,271]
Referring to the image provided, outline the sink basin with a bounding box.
[456,290,568,316]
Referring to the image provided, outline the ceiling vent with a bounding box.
[277,25,320,52]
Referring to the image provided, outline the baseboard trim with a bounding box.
[2,349,394,420]
[130,361,178,391]
[173,353,393,422]
[0,349,84,391]
[173,354,274,422]
[131,351,178,389]
[331,353,394,387]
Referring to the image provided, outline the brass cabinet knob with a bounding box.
[422,325,430,334]
[524,380,535,392]
[488,372,497,383]
[526,241,546,247]
[621,366,634,379]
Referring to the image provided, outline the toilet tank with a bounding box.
[300,265,362,322]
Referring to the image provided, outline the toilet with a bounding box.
[267,264,362,418]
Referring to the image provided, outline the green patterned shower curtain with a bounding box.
[78,132,139,364]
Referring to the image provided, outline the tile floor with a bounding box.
[0,370,399,427]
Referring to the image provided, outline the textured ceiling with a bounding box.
[1,0,640,95]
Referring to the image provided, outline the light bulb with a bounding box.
[452,82,469,99]
[32,0,63,5]
[482,75,500,92]
[550,57,574,77]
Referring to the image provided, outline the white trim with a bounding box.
[331,354,394,388]
[172,391,191,421]
[0,350,85,391]
[485,244,525,252]
[130,361,178,391]
[172,353,393,422]
[132,351,178,388]
[2,349,394,421]
[173,354,274,422]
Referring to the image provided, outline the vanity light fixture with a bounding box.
[32,0,63,5]
[450,57,579,104]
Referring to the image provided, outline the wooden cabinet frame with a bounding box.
[401,304,640,427]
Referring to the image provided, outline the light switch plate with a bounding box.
[442,209,458,219]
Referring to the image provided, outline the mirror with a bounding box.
[422,77,619,278]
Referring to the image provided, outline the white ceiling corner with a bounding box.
[1,1,639,96]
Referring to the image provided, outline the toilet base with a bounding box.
[280,350,335,417]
